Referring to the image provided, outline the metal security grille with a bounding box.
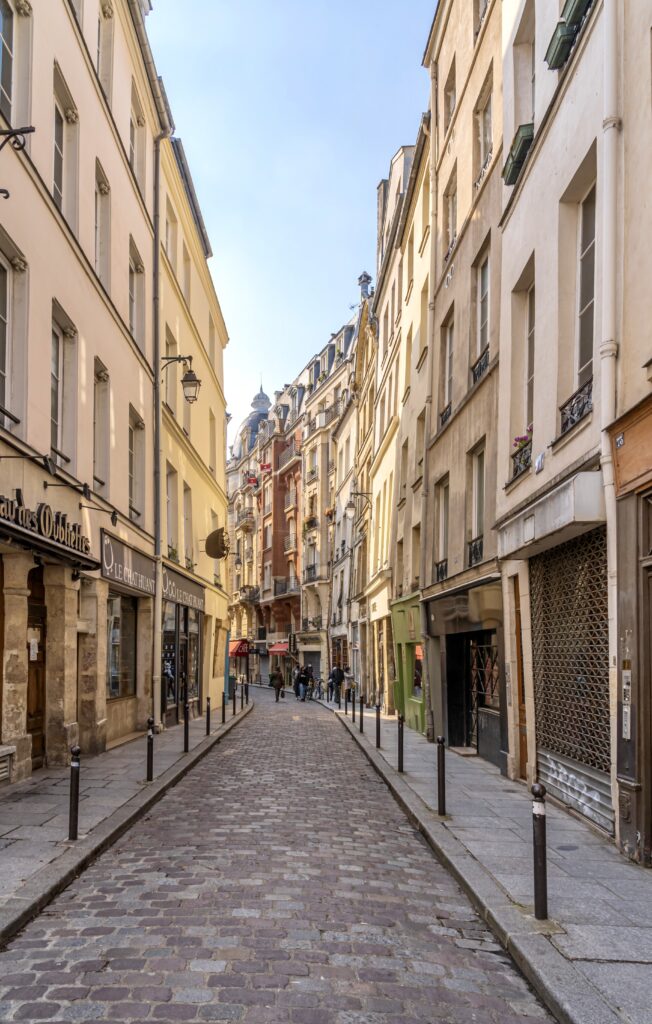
[530,527,610,774]
[469,637,499,748]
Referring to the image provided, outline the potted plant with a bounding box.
[512,424,533,451]
[317,372,326,383]
[167,544,179,563]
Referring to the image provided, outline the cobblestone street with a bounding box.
[0,692,553,1023]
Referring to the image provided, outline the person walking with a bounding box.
[298,664,308,702]
[270,668,284,703]
[327,668,335,703]
[293,665,301,700]
[333,663,344,704]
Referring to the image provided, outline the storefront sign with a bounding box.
[163,565,205,612]
[101,532,156,595]
[0,493,91,556]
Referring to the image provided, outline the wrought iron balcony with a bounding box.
[435,558,448,582]
[284,534,298,552]
[468,535,484,568]
[303,564,324,583]
[560,377,593,436]
[511,439,532,480]
[303,514,319,531]
[278,440,301,469]
[284,490,297,510]
[306,466,318,483]
[440,402,452,428]
[471,346,489,385]
[236,509,255,530]
[240,585,260,604]
[301,615,322,631]
[274,576,299,596]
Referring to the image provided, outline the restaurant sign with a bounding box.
[101,531,156,595]
[0,494,91,556]
[163,565,205,612]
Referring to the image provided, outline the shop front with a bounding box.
[100,531,155,746]
[161,564,205,727]
[227,637,249,696]
[391,593,426,734]
[427,577,506,772]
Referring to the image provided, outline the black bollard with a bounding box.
[222,690,226,724]
[337,688,341,710]
[240,680,244,710]
[245,682,249,705]
[352,690,355,723]
[68,745,81,841]
[359,693,364,734]
[146,717,154,782]
[376,705,381,749]
[344,690,348,716]
[436,736,446,816]
[184,695,190,754]
[532,783,548,920]
[232,684,236,716]
[397,715,404,773]
[206,697,211,736]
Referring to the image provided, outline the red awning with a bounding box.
[229,639,249,657]
[268,641,289,655]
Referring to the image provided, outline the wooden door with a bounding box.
[513,575,528,779]
[27,567,46,769]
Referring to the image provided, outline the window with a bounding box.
[164,327,177,412]
[50,324,63,458]
[444,169,457,254]
[438,477,449,559]
[264,523,272,550]
[444,318,454,406]
[474,0,489,39]
[166,462,178,554]
[53,65,78,227]
[0,0,13,122]
[128,237,144,348]
[94,161,110,286]
[382,307,389,355]
[183,483,193,565]
[69,0,83,23]
[419,277,429,354]
[514,1,536,127]
[106,594,137,700]
[128,406,145,521]
[129,81,145,190]
[472,447,485,539]
[0,255,9,416]
[209,409,216,475]
[400,440,408,499]
[208,314,216,366]
[407,229,414,292]
[477,255,489,355]
[165,198,177,270]
[475,84,493,185]
[182,241,191,303]
[416,410,425,474]
[526,285,535,425]
[404,325,412,394]
[577,185,596,387]
[96,4,114,99]
[93,359,109,494]
[443,58,456,133]
[421,170,430,241]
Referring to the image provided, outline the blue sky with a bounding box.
[146,2,435,443]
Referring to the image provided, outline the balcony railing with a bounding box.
[560,377,592,436]
[327,459,335,474]
[301,615,323,631]
[435,558,448,582]
[440,402,452,428]
[511,439,532,480]
[306,466,318,483]
[284,490,297,510]
[303,514,319,531]
[284,534,297,552]
[278,440,301,470]
[274,576,300,596]
[303,564,324,583]
[240,585,260,604]
[236,509,255,529]
[468,535,484,567]
[471,346,489,385]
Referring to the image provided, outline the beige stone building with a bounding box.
[0,0,228,783]
[419,0,505,767]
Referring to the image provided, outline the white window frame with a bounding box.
[576,183,596,388]
[477,255,489,356]
[53,98,64,211]
[0,0,14,122]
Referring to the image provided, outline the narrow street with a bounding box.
[0,691,552,1023]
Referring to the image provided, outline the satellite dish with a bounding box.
[206,527,228,559]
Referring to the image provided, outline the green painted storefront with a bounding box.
[390,591,426,734]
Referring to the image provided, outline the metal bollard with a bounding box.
[397,714,404,773]
[240,681,244,710]
[184,699,190,754]
[68,745,81,841]
[245,682,249,705]
[359,693,364,734]
[376,705,381,749]
[147,717,154,782]
[206,696,211,736]
[232,685,236,716]
[532,783,548,920]
[222,690,226,724]
[352,690,355,723]
[344,690,348,716]
[436,736,446,816]
[337,688,341,710]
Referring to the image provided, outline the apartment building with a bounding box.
[0,0,228,783]
[420,0,505,769]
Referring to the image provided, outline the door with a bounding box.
[513,575,528,779]
[178,637,188,719]
[27,567,46,769]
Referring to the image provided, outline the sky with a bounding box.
[146,1,435,445]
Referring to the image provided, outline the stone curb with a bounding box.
[326,704,621,1024]
[0,700,254,949]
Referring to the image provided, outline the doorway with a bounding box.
[27,567,46,769]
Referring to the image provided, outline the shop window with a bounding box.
[162,600,177,707]
[106,593,137,700]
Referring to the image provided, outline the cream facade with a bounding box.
[0,0,228,784]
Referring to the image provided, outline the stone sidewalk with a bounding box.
[321,696,652,1024]
[0,697,253,944]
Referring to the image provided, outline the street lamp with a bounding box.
[345,491,372,520]
[161,354,202,404]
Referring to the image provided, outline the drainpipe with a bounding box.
[600,0,620,822]
[152,127,170,729]
[419,64,438,742]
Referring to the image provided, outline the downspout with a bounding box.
[419,64,438,741]
[600,0,620,823]
[152,127,170,728]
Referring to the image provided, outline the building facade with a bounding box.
[0,0,228,784]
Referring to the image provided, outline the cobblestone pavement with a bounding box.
[0,690,554,1023]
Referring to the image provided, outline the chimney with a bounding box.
[358,271,372,301]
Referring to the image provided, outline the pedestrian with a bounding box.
[299,665,308,702]
[333,663,344,704]
[293,665,301,700]
[327,668,335,703]
[270,668,284,703]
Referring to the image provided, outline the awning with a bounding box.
[268,641,289,655]
[228,639,249,657]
